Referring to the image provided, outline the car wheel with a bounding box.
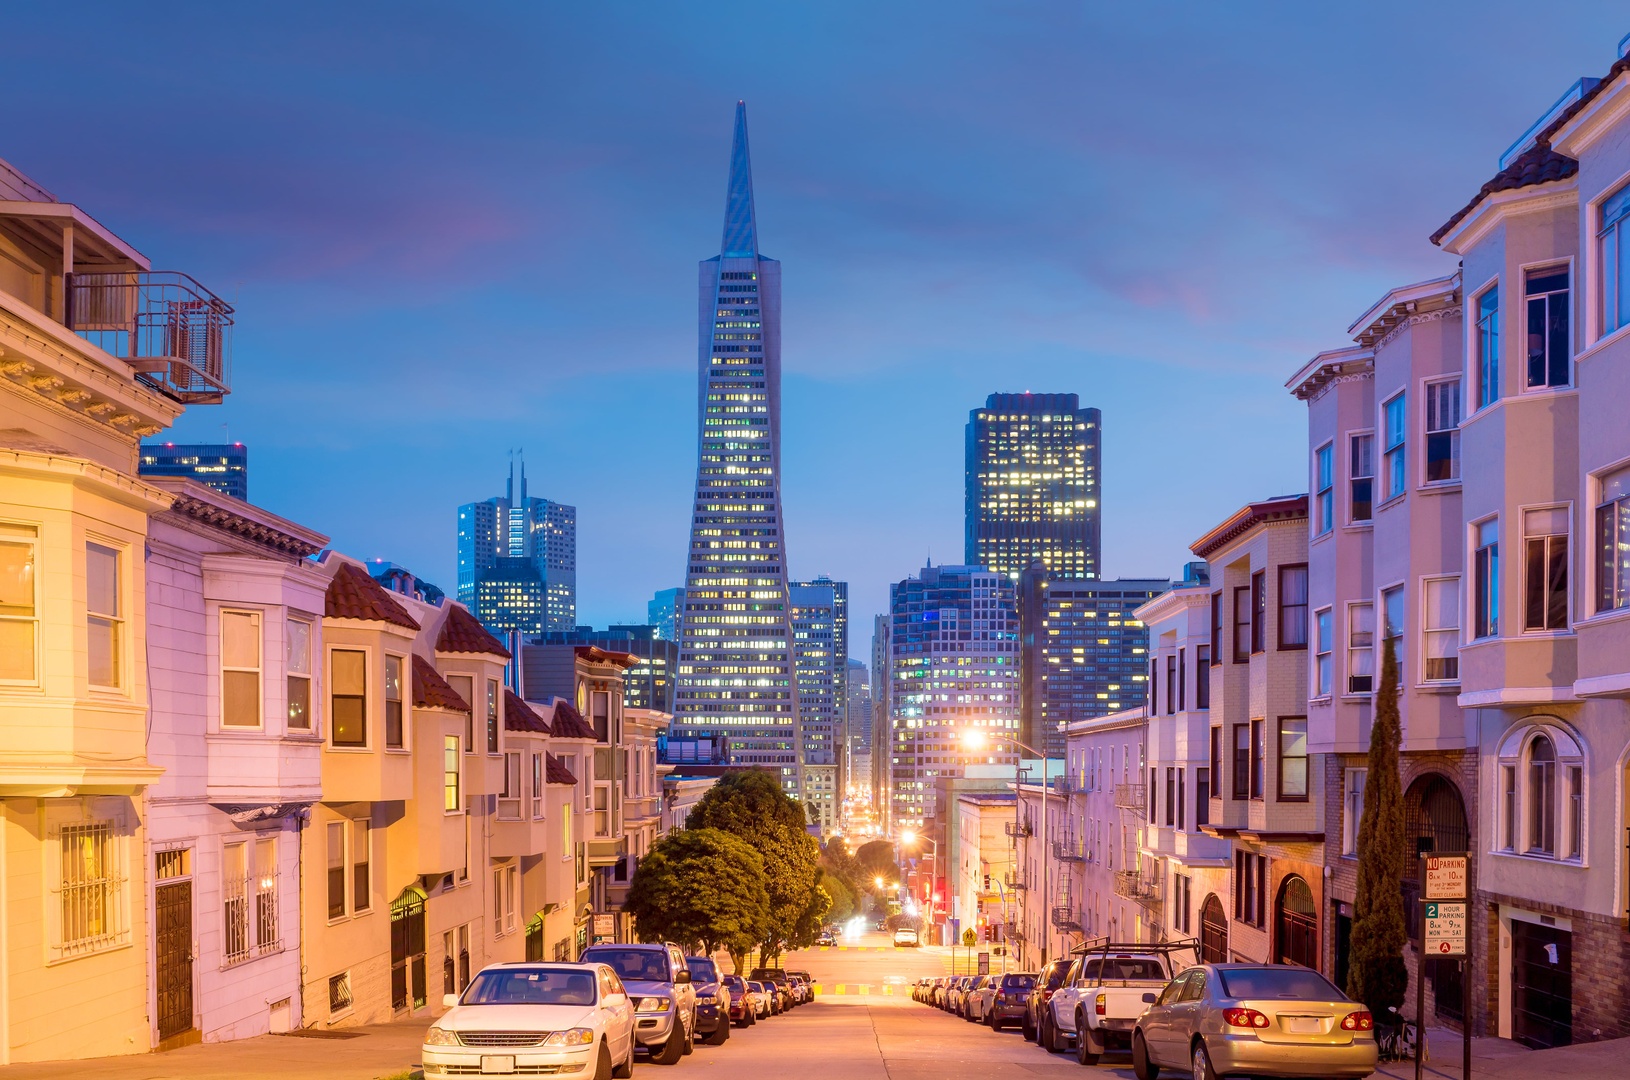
[1021,1014,1036,1042]
[1130,1032,1158,1080]
[681,1018,694,1055]
[706,1019,730,1046]
[1075,1015,1100,1066]
[595,1041,614,1080]
[612,1037,634,1078]
[990,1013,1002,1032]
[1190,1040,1217,1080]
[652,1031,685,1066]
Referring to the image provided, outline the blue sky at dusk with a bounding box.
[9,3,1627,655]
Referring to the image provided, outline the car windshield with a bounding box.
[463,968,597,1006]
[1042,961,1070,989]
[1080,958,1166,981]
[1002,974,1036,989]
[1218,967,1346,1001]
[723,975,744,990]
[687,958,719,983]
[584,949,669,983]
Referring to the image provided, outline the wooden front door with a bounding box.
[155,880,195,1041]
[1511,920,1571,1048]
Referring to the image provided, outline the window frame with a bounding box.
[1346,601,1375,695]
[1521,503,1572,633]
[443,735,462,813]
[499,751,523,821]
[1420,575,1461,684]
[1382,392,1407,502]
[447,674,475,753]
[1249,718,1265,801]
[1381,583,1404,675]
[1423,377,1462,485]
[1231,586,1251,664]
[1195,645,1211,708]
[1522,260,1572,391]
[1277,564,1309,650]
[1276,715,1308,802]
[352,817,371,913]
[1314,441,1334,536]
[1593,460,1630,615]
[1475,281,1501,410]
[219,608,264,729]
[486,679,501,755]
[1473,516,1501,640]
[1342,768,1367,856]
[85,539,125,691]
[1250,570,1267,655]
[329,647,369,749]
[1230,725,1249,800]
[287,616,314,733]
[1597,179,1630,340]
[1494,724,1585,864]
[383,653,406,750]
[1210,591,1222,663]
[54,815,129,957]
[0,523,40,686]
[1313,606,1333,698]
[1349,431,1375,523]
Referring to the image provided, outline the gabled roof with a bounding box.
[436,603,511,659]
[546,752,578,786]
[325,560,420,630]
[549,700,598,740]
[1190,495,1309,560]
[413,654,470,711]
[504,689,551,734]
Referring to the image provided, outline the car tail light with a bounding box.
[996,993,1006,1004]
[1095,993,1107,1016]
[1341,1011,1374,1031]
[1041,989,1054,1002]
[1223,1008,1271,1029]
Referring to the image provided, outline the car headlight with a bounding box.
[543,1028,596,1047]
[635,996,672,1013]
[424,1025,460,1046]
[697,993,716,1004]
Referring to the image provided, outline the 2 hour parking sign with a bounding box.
[1423,901,1468,957]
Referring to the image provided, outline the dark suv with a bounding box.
[684,956,730,1045]
[580,942,697,1065]
[987,971,1036,1030]
[1023,957,1073,1042]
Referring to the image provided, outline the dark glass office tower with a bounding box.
[965,393,1101,579]
[671,103,801,796]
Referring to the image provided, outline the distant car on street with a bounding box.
[816,932,835,947]
[893,927,919,948]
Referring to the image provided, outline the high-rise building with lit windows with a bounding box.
[888,563,1020,831]
[966,393,1101,579]
[790,577,845,832]
[670,102,802,794]
[457,458,576,634]
[139,442,248,500]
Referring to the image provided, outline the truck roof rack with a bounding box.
[1067,936,1202,957]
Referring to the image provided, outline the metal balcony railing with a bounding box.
[1112,870,1162,904]
[1114,783,1146,812]
[1005,819,1033,839]
[1003,871,1029,892]
[1051,905,1082,931]
[66,271,233,403]
[1053,774,1080,795]
[1053,838,1085,862]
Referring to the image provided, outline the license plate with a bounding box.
[480,1056,517,1074]
[1282,1016,1323,1034]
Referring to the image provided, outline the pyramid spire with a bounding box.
[721,100,758,258]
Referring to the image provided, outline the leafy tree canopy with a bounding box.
[626,827,769,959]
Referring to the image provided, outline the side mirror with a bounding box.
[604,992,627,1007]
[1141,992,1157,1004]
[674,970,692,984]
[443,993,461,1009]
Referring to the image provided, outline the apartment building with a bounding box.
[1057,710,1149,946]
[1192,496,1323,967]
[0,155,225,1062]
[953,791,1017,947]
[1136,578,1233,960]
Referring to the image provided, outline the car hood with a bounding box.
[436,1004,595,1032]
[693,981,720,996]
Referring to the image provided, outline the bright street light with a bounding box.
[962,729,989,752]
[874,875,884,889]
[901,829,917,844]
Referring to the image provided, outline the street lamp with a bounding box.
[962,728,1053,969]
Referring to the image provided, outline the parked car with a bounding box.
[985,972,1036,1031]
[721,974,756,1028]
[1051,943,1188,1063]
[965,975,996,1021]
[786,973,809,1005]
[1131,964,1378,1080]
[945,975,973,1014]
[684,955,731,1045]
[579,941,696,1065]
[893,926,919,948]
[750,967,794,1010]
[1023,957,1073,1042]
[932,977,951,1008]
[788,970,816,1001]
[745,980,773,1018]
[424,961,635,1080]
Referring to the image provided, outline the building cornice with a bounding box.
[1437,183,1578,256]
[1287,347,1372,402]
[0,444,174,513]
[1550,68,1630,159]
[1191,496,1309,560]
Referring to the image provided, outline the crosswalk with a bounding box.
[809,945,897,953]
[809,983,899,995]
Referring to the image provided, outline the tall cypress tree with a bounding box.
[1346,640,1409,1019]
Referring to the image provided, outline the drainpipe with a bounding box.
[1,798,9,1065]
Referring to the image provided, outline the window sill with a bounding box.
[1416,481,1462,495]
[1489,849,1586,869]
[1415,682,1461,693]
[1577,320,1630,365]
[1342,521,1375,532]
[48,937,133,966]
[1572,606,1630,629]
[1518,384,1578,400]
[1308,695,1333,706]
[1376,493,1407,512]
[1339,692,1374,701]
[1518,628,1576,639]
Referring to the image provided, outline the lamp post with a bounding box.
[963,729,1051,969]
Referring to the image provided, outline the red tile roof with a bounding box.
[504,689,551,734]
[325,561,420,630]
[436,604,511,659]
[546,752,578,786]
[413,654,470,711]
[1432,56,1630,246]
[575,645,639,669]
[549,700,599,740]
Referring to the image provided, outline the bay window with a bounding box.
[1350,433,1374,521]
[1598,181,1630,336]
[1422,577,1460,682]
[0,525,38,683]
[220,610,262,727]
[1383,393,1406,500]
[1474,519,1500,638]
[1525,267,1570,388]
[1314,607,1332,696]
[1347,603,1374,694]
[1315,443,1334,534]
[331,650,367,747]
[1477,285,1501,408]
[1595,463,1630,613]
[1425,379,1461,482]
[1279,564,1308,649]
[86,542,122,688]
[384,655,404,748]
[287,618,312,730]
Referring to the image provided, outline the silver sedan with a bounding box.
[1131,963,1378,1080]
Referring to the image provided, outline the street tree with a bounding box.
[1346,641,1409,1021]
[626,827,769,965]
[686,768,824,964]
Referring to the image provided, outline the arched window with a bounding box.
[1200,894,1228,963]
[1496,723,1584,861]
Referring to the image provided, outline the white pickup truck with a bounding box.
[1042,940,1197,1064]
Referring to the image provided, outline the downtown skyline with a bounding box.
[8,3,1628,652]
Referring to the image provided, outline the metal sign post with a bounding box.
[1417,853,1471,1080]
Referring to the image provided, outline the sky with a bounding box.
[8,3,1627,659]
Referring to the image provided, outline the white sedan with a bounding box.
[423,961,636,1080]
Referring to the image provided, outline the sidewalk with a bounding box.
[0,1019,431,1080]
[1374,1026,1630,1080]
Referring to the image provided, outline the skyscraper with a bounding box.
[888,563,1020,831]
[648,587,685,641]
[1016,565,1179,757]
[965,393,1101,579]
[139,442,248,500]
[671,103,801,794]
[790,579,844,832]
[457,458,576,634]
[845,656,871,793]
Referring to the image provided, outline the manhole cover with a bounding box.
[277,1028,368,1040]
